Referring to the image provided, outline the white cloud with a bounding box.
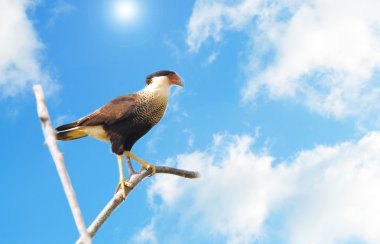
[148,132,380,243]
[287,133,380,244]
[0,0,57,98]
[131,220,157,244]
[187,0,262,52]
[187,0,380,120]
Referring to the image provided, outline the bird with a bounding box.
[55,70,184,199]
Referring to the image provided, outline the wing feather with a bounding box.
[78,93,139,126]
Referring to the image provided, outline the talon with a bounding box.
[146,164,156,176]
[125,151,156,176]
[116,179,133,200]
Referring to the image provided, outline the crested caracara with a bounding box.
[55,70,184,199]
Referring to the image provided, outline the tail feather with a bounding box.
[56,122,88,141]
[56,122,78,132]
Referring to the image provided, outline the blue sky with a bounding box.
[1,0,380,243]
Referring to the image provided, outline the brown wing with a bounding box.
[78,93,139,126]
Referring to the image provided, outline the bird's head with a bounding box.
[145,70,184,89]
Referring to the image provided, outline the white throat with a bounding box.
[143,76,170,97]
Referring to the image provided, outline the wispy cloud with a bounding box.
[146,125,166,155]
[47,0,75,27]
[163,38,185,60]
[206,51,218,65]
[0,0,58,99]
[183,128,195,149]
[187,0,380,121]
[131,220,157,244]
[148,132,380,243]
[168,87,190,123]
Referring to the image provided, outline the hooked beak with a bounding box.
[169,73,184,87]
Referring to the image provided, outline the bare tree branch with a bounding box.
[34,85,200,243]
[125,156,135,175]
[76,166,200,243]
[33,85,91,244]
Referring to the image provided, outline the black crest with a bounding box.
[146,70,175,85]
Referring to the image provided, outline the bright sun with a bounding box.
[114,1,137,22]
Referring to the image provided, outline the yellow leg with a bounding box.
[115,155,132,200]
[124,151,156,175]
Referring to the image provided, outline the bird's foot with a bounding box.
[125,151,156,176]
[142,162,156,176]
[115,179,133,200]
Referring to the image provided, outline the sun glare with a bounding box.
[114,1,137,22]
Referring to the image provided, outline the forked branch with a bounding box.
[78,166,199,243]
